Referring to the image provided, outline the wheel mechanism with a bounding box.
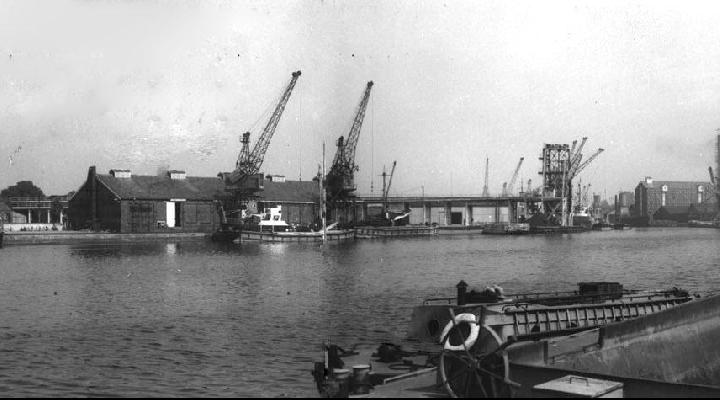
[438,322,513,398]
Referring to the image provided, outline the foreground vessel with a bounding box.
[312,281,719,397]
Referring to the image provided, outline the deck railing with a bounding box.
[8,197,69,209]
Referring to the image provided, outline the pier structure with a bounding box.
[6,196,68,225]
[334,194,563,227]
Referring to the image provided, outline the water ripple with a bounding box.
[0,228,718,396]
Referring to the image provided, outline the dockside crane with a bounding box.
[216,70,301,222]
[378,161,409,225]
[568,148,604,179]
[219,70,302,194]
[326,81,374,204]
[482,157,490,197]
[381,161,397,211]
[536,137,604,227]
[568,137,588,171]
[501,157,524,196]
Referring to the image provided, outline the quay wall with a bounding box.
[3,231,209,245]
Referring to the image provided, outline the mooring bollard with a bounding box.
[332,368,351,397]
[351,364,371,394]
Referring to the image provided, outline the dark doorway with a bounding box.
[451,212,462,225]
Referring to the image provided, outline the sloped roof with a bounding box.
[653,206,690,216]
[639,180,711,190]
[262,180,320,203]
[96,174,226,201]
[94,173,319,203]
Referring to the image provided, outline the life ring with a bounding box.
[439,313,480,351]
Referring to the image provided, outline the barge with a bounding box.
[481,223,530,235]
[236,229,355,242]
[212,205,356,243]
[312,281,720,397]
[355,225,438,238]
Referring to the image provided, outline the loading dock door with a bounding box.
[451,212,463,225]
[166,202,175,227]
[130,202,154,232]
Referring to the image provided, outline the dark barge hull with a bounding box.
[508,291,720,387]
[341,364,720,398]
[314,283,720,397]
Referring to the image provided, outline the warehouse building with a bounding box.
[68,167,320,233]
[634,177,716,225]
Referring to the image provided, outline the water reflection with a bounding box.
[0,229,718,397]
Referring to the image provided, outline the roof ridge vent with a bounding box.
[168,170,186,180]
[266,174,286,182]
[110,169,131,178]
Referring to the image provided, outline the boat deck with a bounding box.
[316,284,720,398]
[340,325,720,398]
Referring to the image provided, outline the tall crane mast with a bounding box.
[381,161,397,210]
[481,157,490,197]
[326,81,374,202]
[502,157,524,196]
[219,70,302,193]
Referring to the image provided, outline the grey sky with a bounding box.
[1,0,718,198]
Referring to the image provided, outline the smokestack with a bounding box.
[615,194,620,223]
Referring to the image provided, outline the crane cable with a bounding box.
[370,87,374,193]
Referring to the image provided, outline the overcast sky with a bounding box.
[1,0,719,198]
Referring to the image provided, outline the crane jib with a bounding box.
[226,70,301,186]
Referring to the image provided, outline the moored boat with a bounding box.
[591,222,612,231]
[481,223,530,235]
[237,228,355,242]
[354,225,438,238]
[311,280,718,397]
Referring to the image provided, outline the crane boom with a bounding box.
[222,70,302,188]
[326,81,374,200]
[503,157,524,196]
[568,139,578,161]
[332,81,374,170]
[482,157,489,196]
[383,161,397,205]
[571,148,604,178]
[568,137,588,172]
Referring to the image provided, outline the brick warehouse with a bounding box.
[68,167,321,233]
[634,177,716,224]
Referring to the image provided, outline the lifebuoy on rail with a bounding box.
[439,313,480,351]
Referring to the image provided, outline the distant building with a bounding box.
[68,167,321,233]
[259,175,320,226]
[0,201,11,224]
[68,167,225,233]
[634,177,716,224]
[618,191,634,208]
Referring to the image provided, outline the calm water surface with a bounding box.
[0,228,718,397]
